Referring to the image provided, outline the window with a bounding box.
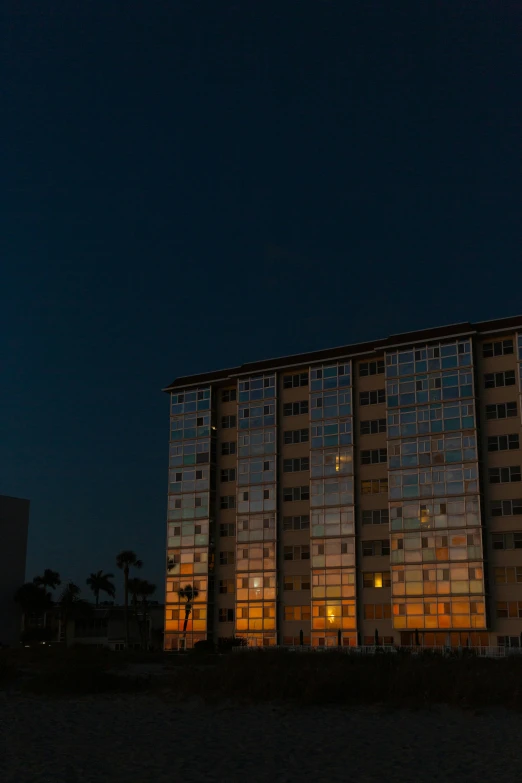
[484,371,516,388]
[483,339,514,358]
[485,402,517,419]
[221,441,237,456]
[283,515,310,531]
[284,605,311,621]
[283,486,310,502]
[283,401,309,417]
[222,415,237,428]
[284,428,309,444]
[283,545,310,561]
[283,373,308,388]
[492,532,522,550]
[363,604,392,619]
[361,449,387,465]
[219,579,235,594]
[496,602,522,619]
[362,509,389,525]
[488,466,521,484]
[219,608,234,622]
[491,499,522,517]
[493,567,522,584]
[219,523,235,537]
[219,551,235,565]
[498,636,521,648]
[362,540,390,556]
[361,479,388,495]
[359,360,385,377]
[283,575,311,591]
[360,389,385,406]
[221,388,237,402]
[360,418,386,435]
[363,572,391,588]
[283,457,309,473]
[220,495,236,510]
[220,468,236,483]
[488,434,519,452]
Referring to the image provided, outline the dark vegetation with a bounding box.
[2,645,522,709]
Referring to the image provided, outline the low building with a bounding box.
[68,602,164,650]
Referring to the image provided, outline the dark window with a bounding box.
[221,441,237,456]
[283,486,310,502]
[219,523,235,537]
[219,551,235,565]
[283,545,310,561]
[485,402,517,419]
[284,428,309,444]
[484,371,516,389]
[359,389,386,406]
[283,372,309,388]
[361,448,387,465]
[219,579,234,594]
[362,509,389,525]
[219,608,234,622]
[487,434,519,452]
[488,466,521,484]
[220,495,236,510]
[359,360,385,376]
[283,400,309,417]
[360,418,386,435]
[221,415,237,428]
[283,515,310,531]
[362,540,390,557]
[283,457,310,473]
[483,339,514,357]
[220,468,236,483]
[491,499,522,517]
[221,388,237,402]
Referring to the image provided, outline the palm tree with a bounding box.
[178,584,199,650]
[116,550,143,650]
[57,581,88,642]
[14,582,53,635]
[86,570,116,607]
[33,569,61,595]
[128,577,156,649]
[137,579,156,650]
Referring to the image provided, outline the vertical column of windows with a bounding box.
[235,375,277,646]
[309,362,356,647]
[386,340,487,644]
[518,335,522,420]
[165,387,213,650]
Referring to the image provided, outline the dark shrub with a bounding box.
[192,639,215,654]
[217,636,247,653]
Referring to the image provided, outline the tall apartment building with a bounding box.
[0,495,30,646]
[163,316,522,650]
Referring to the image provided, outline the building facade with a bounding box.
[163,316,522,650]
[0,495,29,646]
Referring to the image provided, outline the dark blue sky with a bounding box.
[2,0,521,601]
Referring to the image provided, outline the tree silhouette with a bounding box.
[116,551,143,650]
[178,584,200,649]
[33,569,61,595]
[86,570,116,607]
[128,578,156,649]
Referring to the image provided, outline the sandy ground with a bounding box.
[1,692,522,782]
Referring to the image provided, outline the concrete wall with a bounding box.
[0,495,29,646]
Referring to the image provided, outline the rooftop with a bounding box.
[164,314,522,392]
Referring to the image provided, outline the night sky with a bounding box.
[2,1,521,601]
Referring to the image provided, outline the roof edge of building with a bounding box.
[163,314,522,392]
